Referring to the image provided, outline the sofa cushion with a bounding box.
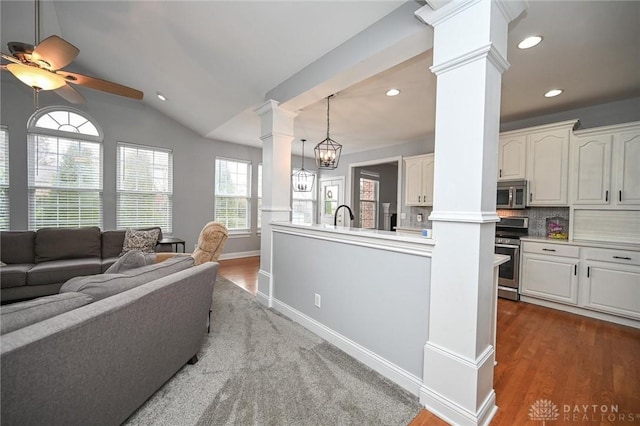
[104,250,156,274]
[60,255,194,301]
[121,228,161,255]
[0,264,34,288]
[1,292,93,335]
[35,227,102,263]
[27,258,103,286]
[0,231,36,264]
[101,230,127,258]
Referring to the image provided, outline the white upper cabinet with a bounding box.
[526,123,574,206]
[571,134,613,205]
[570,122,640,207]
[404,154,434,206]
[615,129,640,205]
[498,135,527,180]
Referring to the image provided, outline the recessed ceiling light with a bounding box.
[544,89,564,98]
[156,91,167,101]
[518,36,542,49]
[386,88,400,97]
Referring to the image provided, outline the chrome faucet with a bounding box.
[334,204,354,226]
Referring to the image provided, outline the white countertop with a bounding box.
[271,222,435,245]
[521,236,640,252]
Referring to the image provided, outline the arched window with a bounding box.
[27,107,103,229]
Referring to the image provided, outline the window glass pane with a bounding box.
[257,164,262,229]
[359,178,378,229]
[291,168,316,225]
[117,143,173,234]
[215,158,251,230]
[0,126,9,230]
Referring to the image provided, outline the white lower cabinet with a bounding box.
[521,243,579,304]
[520,240,640,324]
[581,248,640,320]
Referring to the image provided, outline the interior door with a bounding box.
[319,177,345,226]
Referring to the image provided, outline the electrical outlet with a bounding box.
[314,293,321,308]
[417,214,423,222]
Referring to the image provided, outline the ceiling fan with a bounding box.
[0,0,143,104]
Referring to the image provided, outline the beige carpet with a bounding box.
[125,277,422,425]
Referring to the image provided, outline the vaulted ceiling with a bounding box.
[2,1,639,156]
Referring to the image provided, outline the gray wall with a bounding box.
[1,77,268,256]
[272,230,431,377]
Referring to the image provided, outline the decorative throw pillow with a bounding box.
[105,250,156,274]
[121,228,160,255]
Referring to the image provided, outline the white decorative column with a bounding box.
[254,100,298,307]
[415,1,526,425]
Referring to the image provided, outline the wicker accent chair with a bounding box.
[155,222,228,264]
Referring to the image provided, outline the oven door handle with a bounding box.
[495,244,520,249]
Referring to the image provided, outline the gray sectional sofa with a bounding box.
[0,226,164,303]
[1,259,219,425]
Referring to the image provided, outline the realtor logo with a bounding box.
[529,399,560,425]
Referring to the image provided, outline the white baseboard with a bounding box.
[420,386,497,426]
[218,250,260,261]
[272,298,423,397]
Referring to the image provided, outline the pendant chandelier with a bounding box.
[314,94,342,170]
[292,139,315,192]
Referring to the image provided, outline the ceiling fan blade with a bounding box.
[1,52,22,64]
[32,35,79,70]
[54,83,85,104]
[60,71,143,100]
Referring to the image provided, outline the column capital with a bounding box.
[254,99,299,140]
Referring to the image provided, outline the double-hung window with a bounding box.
[117,143,173,233]
[0,126,9,230]
[215,158,251,231]
[359,175,378,229]
[291,168,317,224]
[257,164,262,230]
[27,108,103,229]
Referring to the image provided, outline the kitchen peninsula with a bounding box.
[263,222,508,397]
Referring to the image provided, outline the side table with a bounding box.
[157,237,186,253]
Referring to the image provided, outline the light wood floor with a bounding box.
[217,256,640,425]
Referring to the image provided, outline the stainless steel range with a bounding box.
[495,216,529,301]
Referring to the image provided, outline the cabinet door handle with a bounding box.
[530,192,533,202]
[574,264,577,275]
[418,195,421,203]
[605,190,609,202]
[587,266,590,278]
[499,169,502,178]
[613,256,632,260]
[619,190,622,202]
[542,248,556,252]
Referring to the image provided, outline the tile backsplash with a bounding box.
[400,206,570,236]
[498,207,570,237]
[400,206,434,229]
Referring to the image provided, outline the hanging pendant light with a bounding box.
[292,139,315,192]
[314,95,342,169]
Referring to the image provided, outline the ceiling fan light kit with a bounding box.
[314,95,342,170]
[6,62,66,90]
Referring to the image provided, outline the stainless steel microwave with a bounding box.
[497,180,527,209]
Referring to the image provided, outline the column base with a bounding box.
[420,341,497,426]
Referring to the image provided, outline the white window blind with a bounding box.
[28,135,102,229]
[0,126,9,230]
[292,168,317,225]
[215,158,251,231]
[117,143,173,234]
[359,177,378,229]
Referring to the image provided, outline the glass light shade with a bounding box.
[314,138,342,170]
[7,63,66,90]
[292,168,315,192]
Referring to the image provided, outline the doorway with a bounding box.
[349,157,401,231]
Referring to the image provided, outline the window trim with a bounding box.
[116,141,174,234]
